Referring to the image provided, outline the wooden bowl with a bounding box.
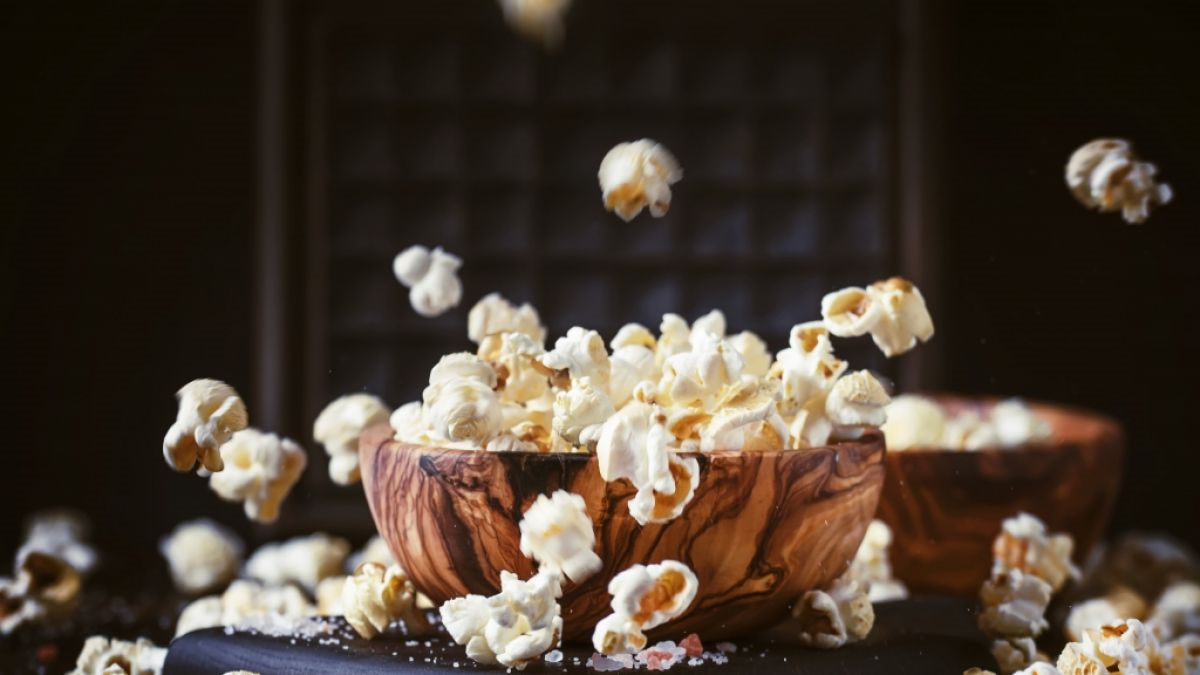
[359,424,886,641]
[876,397,1124,597]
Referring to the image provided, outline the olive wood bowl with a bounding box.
[876,396,1124,597]
[359,424,886,641]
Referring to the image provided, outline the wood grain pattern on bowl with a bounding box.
[359,424,886,641]
[877,397,1124,597]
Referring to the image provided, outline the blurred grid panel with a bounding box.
[312,0,898,414]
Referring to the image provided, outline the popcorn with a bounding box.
[1153,634,1200,675]
[175,579,316,637]
[540,327,611,392]
[1065,586,1148,641]
[794,577,876,649]
[657,314,691,363]
[772,321,846,417]
[485,332,551,404]
[467,293,546,345]
[690,309,726,343]
[993,513,1080,593]
[163,378,249,473]
[440,569,563,669]
[630,453,699,525]
[825,370,890,436]
[847,520,909,603]
[728,330,771,379]
[1066,139,1172,224]
[159,518,243,595]
[208,428,308,524]
[9,551,82,624]
[659,331,743,409]
[17,509,98,575]
[991,637,1039,675]
[0,577,45,634]
[596,402,673,490]
[498,0,572,48]
[422,354,503,447]
[611,323,656,351]
[593,561,698,655]
[1081,619,1156,674]
[518,490,602,584]
[821,277,934,358]
[315,575,346,615]
[68,636,166,675]
[1011,665,1062,675]
[244,533,350,594]
[1147,581,1200,642]
[609,343,657,409]
[598,139,682,222]
[392,245,463,317]
[313,393,389,485]
[881,394,947,450]
[979,569,1053,638]
[551,376,615,448]
[699,380,785,452]
[341,562,424,639]
[990,400,1053,448]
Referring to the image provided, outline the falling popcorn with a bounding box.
[821,277,934,358]
[163,378,249,473]
[497,0,572,48]
[313,393,390,485]
[208,429,308,524]
[598,140,683,222]
[392,245,463,317]
[159,519,243,595]
[1066,138,1172,224]
[518,490,603,584]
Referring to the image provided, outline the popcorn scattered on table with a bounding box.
[14,551,82,624]
[598,140,683,222]
[163,378,248,473]
[313,393,389,485]
[593,560,698,655]
[392,245,463,318]
[175,579,316,637]
[208,428,308,524]
[993,513,1080,593]
[1064,585,1147,641]
[1147,581,1200,642]
[821,277,934,358]
[68,636,166,675]
[341,562,428,639]
[1066,138,1172,224]
[498,0,572,48]
[884,396,1052,451]
[793,577,876,649]
[978,513,1077,673]
[518,490,602,584]
[159,518,243,595]
[17,509,98,576]
[346,535,396,572]
[847,520,909,603]
[440,569,564,669]
[315,575,347,615]
[244,533,349,594]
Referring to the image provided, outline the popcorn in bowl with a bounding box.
[883,395,1052,451]
[598,139,683,222]
[163,378,249,473]
[208,428,308,524]
[1066,138,1172,224]
[313,393,390,486]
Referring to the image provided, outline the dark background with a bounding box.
[1,0,1196,563]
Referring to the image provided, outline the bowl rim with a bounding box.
[885,392,1123,456]
[365,425,886,462]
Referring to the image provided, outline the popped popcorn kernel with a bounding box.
[1147,581,1200,642]
[175,579,316,637]
[825,370,890,434]
[440,569,563,670]
[392,245,463,317]
[208,428,308,524]
[541,327,612,393]
[244,533,350,594]
[993,513,1080,593]
[847,520,909,603]
[422,353,503,447]
[1065,586,1148,641]
[313,393,389,485]
[498,0,572,48]
[979,569,1052,638]
[552,377,615,448]
[821,277,934,358]
[68,636,166,675]
[159,518,243,595]
[881,395,947,450]
[794,577,875,649]
[17,510,99,576]
[1066,138,1172,224]
[610,561,698,631]
[468,293,546,346]
[341,562,425,639]
[599,139,682,222]
[163,378,248,473]
[519,490,602,584]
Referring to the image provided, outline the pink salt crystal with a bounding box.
[679,633,704,657]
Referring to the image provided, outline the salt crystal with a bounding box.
[589,653,626,671]
[546,649,564,663]
[688,657,704,666]
[679,634,704,658]
[715,641,737,654]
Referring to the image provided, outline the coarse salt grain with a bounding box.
[546,649,564,663]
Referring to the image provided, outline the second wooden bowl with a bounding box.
[359,424,886,641]
[876,397,1124,596]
